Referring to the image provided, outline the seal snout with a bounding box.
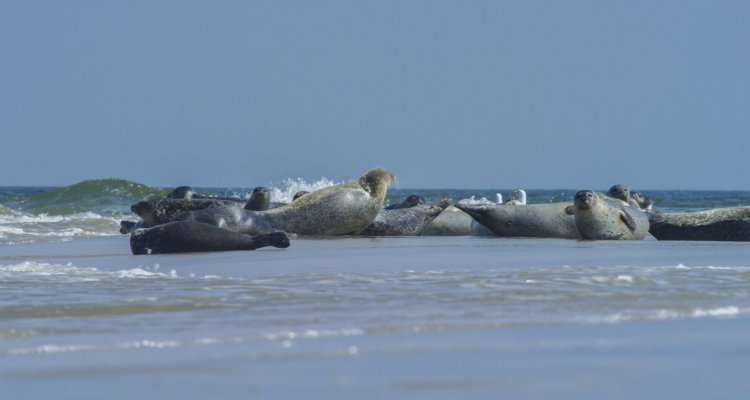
[574,190,595,209]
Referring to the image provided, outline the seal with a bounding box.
[504,189,527,205]
[572,190,650,240]
[605,184,653,210]
[256,168,395,236]
[420,205,474,236]
[244,187,271,211]
[457,202,581,238]
[606,184,631,204]
[130,221,290,255]
[361,199,450,236]
[171,205,277,236]
[649,207,750,241]
[167,186,195,199]
[385,195,426,210]
[130,195,239,228]
[631,191,653,210]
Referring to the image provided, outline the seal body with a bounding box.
[245,187,271,211]
[172,206,277,236]
[420,206,474,236]
[649,207,750,241]
[257,168,395,236]
[457,202,581,239]
[129,221,290,255]
[573,191,650,240]
[361,201,448,236]
[130,195,239,228]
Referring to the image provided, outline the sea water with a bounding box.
[1,180,750,399]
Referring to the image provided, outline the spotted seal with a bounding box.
[571,190,651,240]
[361,199,450,236]
[649,207,750,241]
[631,191,653,210]
[256,168,395,236]
[244,187,271,211]
[130,221,290,255]
[458,202,581,238]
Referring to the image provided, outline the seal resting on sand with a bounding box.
[130,221,290,255]
[457,202,580,239]
[257,168,395,236]
[649,207,750,241]
[361,199,451,236]
[572,190,651,240]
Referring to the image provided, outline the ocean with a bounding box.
[1,179,750,399]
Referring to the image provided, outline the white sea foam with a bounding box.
[0,262,179,282]
[456,196,496,205]
[269,177,339,203]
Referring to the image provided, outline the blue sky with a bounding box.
[2,1,748,190]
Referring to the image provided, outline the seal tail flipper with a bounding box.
[619,211,637,232]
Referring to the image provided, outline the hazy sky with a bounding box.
[2,1,748,190]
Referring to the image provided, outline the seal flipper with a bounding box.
[564,205,575,215]
[619,210,637,232]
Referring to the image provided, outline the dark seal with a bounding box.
[130,195,239,228]
[649,207,750,241]
[172,205,277,236]
[130,221,290,255]
[245,187,271,211]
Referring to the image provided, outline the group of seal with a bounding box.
[120,174,750,255]
[123,168,398,254]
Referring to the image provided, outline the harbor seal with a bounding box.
[361,199,450,236]
[457,202,581,239]
[606,184,653,210]
[130,195,239,228]
[649,207,750,241]
[572,190,650,240]
[385,195,426,210]
[256,168,395,236]
[505,189,527,205]
[631,191,653,210]
[130,221,290,255]
[171,205,277,236]
[244,187,271,211]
